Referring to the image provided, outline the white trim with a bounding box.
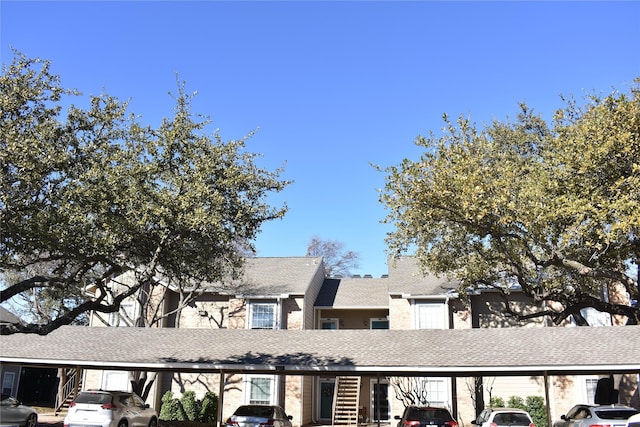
[244,374,277,405]
[1,357,637,375]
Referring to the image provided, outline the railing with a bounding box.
[55,367,82,414]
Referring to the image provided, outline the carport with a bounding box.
[1,325,639,427]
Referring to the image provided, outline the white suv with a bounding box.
[64,390,158,427]
[472,408,535,427]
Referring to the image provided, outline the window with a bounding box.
[249,301,278,329]
[415,302,447,329]
[247,376,274,404]
[2,372,15,396]
[109,302,136,326]
[421,378,447,407]
[370,318,389,329]
[320,318,339,329]
[585,378,599,404]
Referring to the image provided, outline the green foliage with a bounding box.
[158,391,218,423]
[525,396,547,427]
[380,78,640,325]
[489,397,505,408]
[507,396,525,409]
[159,392,185,421]
[0,51,290,334]
[181,391,198,422]
[199,392,218,423]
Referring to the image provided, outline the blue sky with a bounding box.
[2,1,639,278]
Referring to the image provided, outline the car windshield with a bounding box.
[75,393,114,405]
[407,409,452,421]
[493,413,531,425]
[593,409,639,420]
[235,406,274,418]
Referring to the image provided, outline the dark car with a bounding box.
[225,405,293,427]
[553,404,639,427]
[395,406,458,427]
[0,394,38,427]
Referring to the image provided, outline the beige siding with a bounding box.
[389,295,412,329]
[303,264,327,330]
[284,297,304,330]
[178,296,230,329]
[228,298,247,329]
[316,308,388,329]
[471,292,545,328]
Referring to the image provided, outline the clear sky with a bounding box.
[2,1,639,278]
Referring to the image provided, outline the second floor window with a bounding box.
[249,301,278,329]
[415,302,446,329]
[109,302,136,326]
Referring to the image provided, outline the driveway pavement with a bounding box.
[37,413,64,427]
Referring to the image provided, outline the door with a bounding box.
[371,381,390,422]
[319,380,335,421]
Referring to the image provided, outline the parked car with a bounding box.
[0,394,38,427]
[394,406,459,427]
[627,413,640,427]
[64,390,158,427]
[225,405,293,427]
[553,404,639,427]
[471,408,535,427]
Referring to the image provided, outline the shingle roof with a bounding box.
[1,325,638,377]
[232,257,324,296]
[387,257,458,296]
[315,278,389,308]
[0,306,21,325]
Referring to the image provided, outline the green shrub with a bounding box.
[159,391,186,421]
[159,390,218,423]
[507,396,525,410]
[199,392,218,423]
[525,396,547,427]
[181,391,199,422]
[490,397,505,408]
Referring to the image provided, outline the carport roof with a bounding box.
[1,325,639,377]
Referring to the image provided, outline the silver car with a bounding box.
[225,405,293,427]
[0,394,38,427]
[554,404,639,427]
[64,390,158,427]
[472,408,535,427]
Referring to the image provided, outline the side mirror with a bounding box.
[287,416,293,420]
[471,421,478,425]
[561,415,567,421]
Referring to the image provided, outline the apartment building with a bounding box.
[76,256,637,427]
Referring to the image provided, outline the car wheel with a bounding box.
[118,420,128,427]
[148,418,158,427]
[24,413,38,427]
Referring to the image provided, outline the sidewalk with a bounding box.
[37,413,64,426]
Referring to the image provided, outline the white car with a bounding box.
[64,390,158,427]
[554,404,639,427]
[627,413,640,427]
[472,408,535,427]
[0,394,37,427]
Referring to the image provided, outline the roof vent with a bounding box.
[381,274,389,278]
[352,274,361,278]
[364,274,373,278]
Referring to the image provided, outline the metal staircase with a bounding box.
[55,367,82,414]
[332,376,361,426]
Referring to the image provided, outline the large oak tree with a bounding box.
[380,78,639,325]
[0,52,290,335]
